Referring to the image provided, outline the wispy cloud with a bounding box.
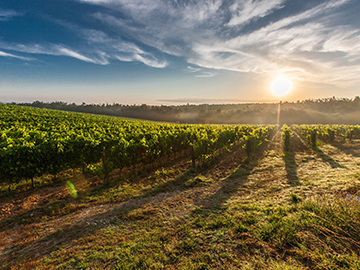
[0,9,22,21]
[187,66,216,78]
[82,0,359,87]
[3,0,359,88]
[0,28,167,68]
[57,47,99,64]
[187,66,202,73]
[81,28,167,68]
[195,72,216,78]
[227,0,284,26]
[0,42,107,64]
[0,50,33,61]
[0,9,167,68]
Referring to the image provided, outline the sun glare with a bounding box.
[271,76,292,97]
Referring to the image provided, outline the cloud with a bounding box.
[3,0,359,87]
[78,0,112,3]
[0,27,167,68]
[227,0,284,26]
[80,28,167,67]
[0,9,22,21]
[0,50,33,61]
[90,1,224,57]
[187,66,202,73]
[57,47,100,64]
[133,54,167,68]
[195,72,216,78]
[0,42,104,64]
[82,0,359,87]
[0,9,167,68]
[187,66,216,78]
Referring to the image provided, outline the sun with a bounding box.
[271,76,292,97]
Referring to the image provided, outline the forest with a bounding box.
[18,96,360,125]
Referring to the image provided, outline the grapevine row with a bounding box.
[0,105,273,183]
[293,124,360,147]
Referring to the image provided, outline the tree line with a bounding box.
[16,96,360,125]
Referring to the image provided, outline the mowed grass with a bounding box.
[1,132,360,269]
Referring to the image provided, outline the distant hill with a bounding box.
[17,96,360,125]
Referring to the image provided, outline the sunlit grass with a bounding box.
[2,131,360,269]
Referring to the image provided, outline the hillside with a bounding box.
[19,96,360,124]
[1,127,360,269]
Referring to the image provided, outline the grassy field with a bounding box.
[1,129,360,269]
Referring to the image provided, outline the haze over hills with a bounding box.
[18,96,360,125]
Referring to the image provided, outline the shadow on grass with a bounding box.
[0,164,199,267]
[193,162,252,212]
[291,131,312,154]
[283,151,300,186]
[143,169,195,197]
[1,140,252,268]
[193,138,271,214]
[314,147,348,169]
[0,142,257,268]
[3,144,242,266]
[331,143,360,158]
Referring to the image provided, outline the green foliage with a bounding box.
[282,125,292,152]
[293,124,360,145]
[0,104,275,184]
[243,127,272,158]
[293,125,318,148]
[309,129,317,148]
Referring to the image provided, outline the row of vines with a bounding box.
[0,105,274,184]
[293,124,360,148]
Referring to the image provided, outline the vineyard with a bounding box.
[293,124,360,147]
[0,104,274,188]
[1,104,360,269]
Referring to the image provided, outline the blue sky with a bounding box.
[0,0,359,104]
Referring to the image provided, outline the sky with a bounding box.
[0,0,359,105]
